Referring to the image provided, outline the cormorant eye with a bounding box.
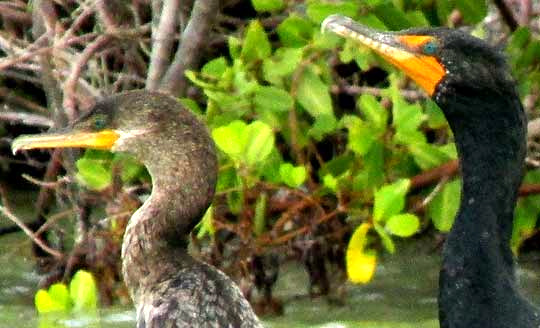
[93,116,107,130]
[423,41,438,55]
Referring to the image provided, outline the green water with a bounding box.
[1,190,540,327]
[2,233,540,328]
[0,231,439,328]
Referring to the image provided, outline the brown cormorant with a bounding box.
[12,91,263,327]
[322,14,540,328]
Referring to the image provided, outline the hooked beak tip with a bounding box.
[321,14,347,34]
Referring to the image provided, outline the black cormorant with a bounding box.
[12,91,263,327]
[322,14,540,328]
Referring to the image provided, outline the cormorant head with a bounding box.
[11,90,207,165]
[321,15,514,109]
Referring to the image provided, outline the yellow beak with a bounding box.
[12,129,120,154]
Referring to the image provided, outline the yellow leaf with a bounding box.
[346,223,377,284]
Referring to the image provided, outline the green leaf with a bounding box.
[254,86,293,113]
[394,129,426,146]
[35,283,71,314]
[405,10,429,27]
[356,13,387,30]
[306,1,359,24]
[521,40,540,68]
[216,166,241,192]
[185,70,219,90]
[323,174,338,192]
[251,0,284,12]
[296,67,333,118]
[436,0,454,25]
[279,163,307,188]
[385,213,420,237]
[372,3,411,29]
[232,60,258,95]
[205,90,248,117]
[428,179,461,232]
[357,141,385,190]
[439,143,457,159]
[425,100,447,129]
[76,158,112,190]
[373,179,410,222]
[212,120,274,167]
[276,15,314,48]
[358,94,388,134]
[509,27,531,51]
[263,47,304,84]
[212,120,248,162]
[308,114,337,141]
[456,0,487,24]
[69,270,98,312]
[319,153,354,178]
[201,57,228,78]
[393,103,424,133]
[196,206,215,239]
[245,121,275,166]
[409,143,452,170]
[259,149,284,183]
[241,20,271,62]
[228,36,242,59]
[512,198,540,253]
[374,223,395,254]
[179,97,202,115]
[253,193,267,236]
[113,154,144,183]
[344,115,376,156]
[227,190,244,215]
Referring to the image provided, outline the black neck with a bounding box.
[443,83,526,264]
[438,82,528,325]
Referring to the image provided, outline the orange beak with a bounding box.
[322,15,446,96]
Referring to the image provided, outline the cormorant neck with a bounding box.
[442,83,526,262]
[438,81,528,325]
[120,118,217,301]
[133,131,217,245]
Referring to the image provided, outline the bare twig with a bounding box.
[331,84,426,102]
[519,183,540,196]
[0,3,32,25]
[0,112,53,128]
[0,32,53,70]
[493,0,519,31]
[0,205,63,258]
[527,117,540,140]
[0,87,48,113]
[159,0,219,95]
[410,160,460,190]
[146,0,182,90]
[22,174,70,188]
[33,0,64,125]
[412,176,449,212]
[62,4,95,40]
[0,27,149,72]
[63,35,112,114]
[519,0,532,25]
[35,209,75,236]
[96,0,120,30]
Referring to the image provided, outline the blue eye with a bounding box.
[94,116,107,130]
[423,41,438,55]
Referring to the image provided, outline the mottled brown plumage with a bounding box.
[12,90,263,328]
